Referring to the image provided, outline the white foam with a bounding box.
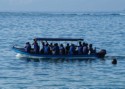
[16,53,23,58]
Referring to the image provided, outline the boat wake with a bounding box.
[16,53,25,58]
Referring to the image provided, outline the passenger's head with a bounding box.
[86,43,88,46]
[67,43,69,46]
[50,43,53,46]
[89,44,93,48]
[33,39,37,42]
[46,43,49,46]
[82,42,85,46]
[26,42,30,44]
[79,41,82,46]
[79,41,81,45]
[54,43,56,46]
[56,43,58,46]
[60,44,63,47]
[71,44,74,46]
[41,41,45,45]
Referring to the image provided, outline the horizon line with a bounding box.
[0,10,123,13]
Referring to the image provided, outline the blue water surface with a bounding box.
[0,12,125,89]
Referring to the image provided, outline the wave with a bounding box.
[0,12,125,16]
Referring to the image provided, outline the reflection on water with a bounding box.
[19,57,96,63]
[18,55,125,64]
[7,56,125,88]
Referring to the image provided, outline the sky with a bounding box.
[0,0,125,12]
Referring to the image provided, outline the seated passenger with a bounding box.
[44,43,50,54]
[32,39,39,54]
[69,44,75,55]
[78,42,83,55]
[65,43,70,55]
[52,43,59,55]
[25,42,31,53]
[59,44,65,55]
[40,41,45,54]
[56,43,59,55]
[83,43,89,55]
[89,44,95,54]
[49,43,53,54]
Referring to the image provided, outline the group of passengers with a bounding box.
[25,39,96,55]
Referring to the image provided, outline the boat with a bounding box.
[12,38,106,59]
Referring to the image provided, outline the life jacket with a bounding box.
[34,43,39,53]
[44,46,50,54]
[78,46,83,54]
[25,44,31,53]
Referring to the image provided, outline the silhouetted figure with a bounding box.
[52,43,59,55]
[85,43,89,54]
[32,39,39,54]
[89,44,95,54]
[49,43,53,54]
[25,42,31,53]
[40,41,45,54]
[59,44,65,55]
[83,43,89,55]
[112,59,117,64]
[78,42,83,55]
[69,44,75,55]
[65,43,70,55]
[44,43,50,54]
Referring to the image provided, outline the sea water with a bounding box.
[0,12,125,88]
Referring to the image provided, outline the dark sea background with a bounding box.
[0,12,125,89]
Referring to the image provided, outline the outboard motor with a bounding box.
[96,49,106,58]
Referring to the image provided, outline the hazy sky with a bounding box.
[0,0,125,12]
